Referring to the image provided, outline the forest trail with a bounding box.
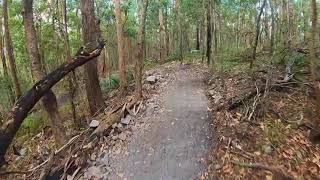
[85,63,214,180]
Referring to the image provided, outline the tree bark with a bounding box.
[135,0,149,100]
[250,0,267,69]
[0,11,14,105]
[269,0,275,53]
[309,0,320,143]
[62,0,78,126]
[0,43,105,167]
[3,0,22,100]
[80,0,105,115]
[114,0,128,95]
[206,0,212,65]
[159,0,166,63]
[176,0,183,62]
[301,0,308,43]
[164,5,170,56]
[23,0,67,146]
[196,24,200,50]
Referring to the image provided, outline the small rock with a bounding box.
[111,135,118,140]
[118,133,126,141]
[84,166,104,179]
[262,145,273,154]
[117,123,123,129]
[121,115,132,125]
[89,120,100,128]
[19,148,27,156]
[208,90,216,96]
[90,153,97,161]
[146,76,157,84]
[112,123,117,129]
[212,94,223,104]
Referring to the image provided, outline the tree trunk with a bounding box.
[309,0,320,143]
[135,0,149,100]
[301,0,308,43]
[159,1,166,63]
[80,0,105,114]
[62,0,78,126]
[0,43,105,167]
[250,0,267,69]
[0,12,14,105]
[114,0,128,95]
[206,0,212,65]
[164,5,170,56]
[3,0,22,100]
[269,0,275,53]
[196,24,200,50]
[176,0,183,62]
[22,0,67,146]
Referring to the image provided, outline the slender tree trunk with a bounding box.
[269,0,275,53]
[159,1,166,63]
[135,0,149,100]
[282,0,288,48]
[206,0,212,65]
[250,0,267,69]
[196,24,200,50]
[201,0,206,62]
[301,0,308,43]
[62,0,78,125]
[114,0,128,94]
[22,0,67,146]
[0,13,14,105]
[80,0,105,114]
[3,0,22,100]
[164,5,170,56]
[176,0,183,62]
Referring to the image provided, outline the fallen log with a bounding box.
[91,97,138,137]
[213,75,295,112]
[0,42,105,167]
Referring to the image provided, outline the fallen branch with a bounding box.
[230,160,294,180]
[0,42,105,167]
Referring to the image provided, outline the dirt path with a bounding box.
[85,64,213,180]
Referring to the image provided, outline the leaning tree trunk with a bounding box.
[114,0,128,95]
[250,0,267,69]
[135,0,149,100]
[80,0,105,115]
[3,0,22,100]
[0,43,105,168]
[23,0,67,146]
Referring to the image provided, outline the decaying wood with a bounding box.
[38,153,54,180]
[213,74,295,112]
[92,97,138,137]
[230,160,294,180]
[0,42,105,167]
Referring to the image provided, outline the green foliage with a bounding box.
[144,58,158,69]
[18,112,49,136]
[100,71,135,92]
[263,120,289,147]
